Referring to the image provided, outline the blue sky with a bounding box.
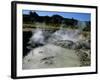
[23,10,91,21]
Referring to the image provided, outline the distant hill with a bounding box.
[23,11,90,31]
[23,12,78,26]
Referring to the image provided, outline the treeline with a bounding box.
[23,11,90,31]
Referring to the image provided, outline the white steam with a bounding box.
[29,28,45,45]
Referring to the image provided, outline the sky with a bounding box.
[23,10,91,21]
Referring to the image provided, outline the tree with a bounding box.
[82,21,91,31]
[64,18,78,29]
[29,11,39,22]
[51,15,63,23]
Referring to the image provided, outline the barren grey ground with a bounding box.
[23,44,81,69]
